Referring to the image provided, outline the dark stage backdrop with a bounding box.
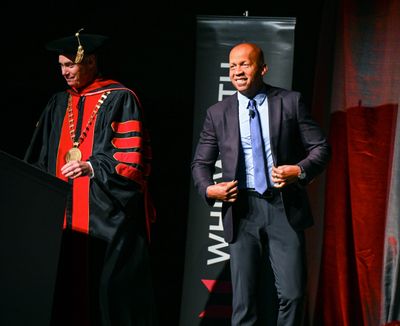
[180,15,296,326]
[0,3,327,325]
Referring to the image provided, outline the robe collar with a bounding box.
[68,78,122,96]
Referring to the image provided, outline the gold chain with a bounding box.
[67,91,111,148]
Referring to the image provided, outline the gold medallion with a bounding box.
[65,91,110,164]
[65,147,82,163]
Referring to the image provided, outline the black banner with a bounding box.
[180,15,296,326]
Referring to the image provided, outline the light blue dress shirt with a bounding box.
[237,89,274,189]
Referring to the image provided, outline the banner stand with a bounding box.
[180,15,296,326]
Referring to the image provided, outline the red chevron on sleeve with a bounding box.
[111,120,141,133]
[113,151,142,164]
[112,137,142,149]
[112,120,152,198]
[115,163,144,185]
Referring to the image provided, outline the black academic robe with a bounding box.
[25,78,157,326]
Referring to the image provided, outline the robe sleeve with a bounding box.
[24,93,66,175]
[89,90,155,239]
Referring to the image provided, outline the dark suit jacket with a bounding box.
[191,84,331,243]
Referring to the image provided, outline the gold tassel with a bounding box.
[74,28,84,63]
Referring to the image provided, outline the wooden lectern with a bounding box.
[0,150,70,326]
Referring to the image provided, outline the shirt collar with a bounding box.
[237,85,267,107]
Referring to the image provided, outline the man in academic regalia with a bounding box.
[24,29,157,326]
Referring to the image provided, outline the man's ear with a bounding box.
[261,64,269,76]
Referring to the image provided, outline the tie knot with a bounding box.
[249,99,257,108]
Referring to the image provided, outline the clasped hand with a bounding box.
[61,160,93,179]
[206,180,238,202]
[271,165,301,188]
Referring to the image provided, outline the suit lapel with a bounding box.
[226,94,240,177]
[267,86,282,162]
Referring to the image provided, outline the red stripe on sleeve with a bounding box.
[112,137,142,149]
[111,120,141,133]
[115,163,144,185]
[113,151,142,164]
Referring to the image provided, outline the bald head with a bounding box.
[229,42,268,98]
[230,43,265,66]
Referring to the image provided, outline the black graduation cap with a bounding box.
[45,28,109,63]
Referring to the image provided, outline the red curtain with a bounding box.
[311,0,400,325]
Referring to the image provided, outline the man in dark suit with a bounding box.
[191,42,331,325]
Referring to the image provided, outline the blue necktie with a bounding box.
[248,99,268,194]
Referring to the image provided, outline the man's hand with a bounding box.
[271,165,302,188]
[206,180,238,202]
[61,160,93,179]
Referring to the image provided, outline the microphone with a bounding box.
[248,108,255,118]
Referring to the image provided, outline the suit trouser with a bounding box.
[229,194,306,326]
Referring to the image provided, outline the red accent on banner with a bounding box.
[111,120,141,133]
[198,306,232,318]
[201,279,232,293]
